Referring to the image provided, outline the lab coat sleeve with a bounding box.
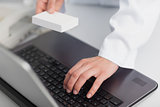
[98,0,160,69]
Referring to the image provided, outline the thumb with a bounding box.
[47,0,56,14]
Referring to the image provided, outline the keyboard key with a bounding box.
[60,88,66,93]
[57,65,65,70]
[40,77,46,83]
[95,95,102,101]
[44,68,50,72]
[45,55,52,59]
[35,68,40,73]
[63,95,70,101]
[59,72,66,77]
[63,68,69,73]
[43,74,49,79]
[57,84,63,89]
[39,65,45,69]
[104,93,112,100]
[53,89,60,94]
[110,97,122,106]
[53,95,59,99]
[55,60,61,65]
[51,74,58,79]
[100,99,108,104]
[91,100,99,106]
[66,104,72,107]
[52,81,58,85]
[55,70,61,74]
[61,100,68,105]
[72,95,79,100]
[56,77,63,82]
[44,82,51,87]
[67,92,74,97]
[51,66,56,71]
[25,55,30,60]
[73,102,81,107]
[82,101,92,107]
[48,59,56,63]
[58,92,65,97]
[60,80,64,84]
[39,71,45,76]
[48,71,54,75]
[47,77,54,82]
[77,97,84,103]
[99,90,108,96]
[46,63,52,68]
[105,102,115,107]
[69,99,75,105]
[97,104,106,107]
[34,55,40,60]
[87,98,95,103]
[48,85,56,91]
[57,97,63,103]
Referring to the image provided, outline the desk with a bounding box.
[0,3,160,107]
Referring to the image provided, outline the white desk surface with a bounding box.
[1,3,160,107]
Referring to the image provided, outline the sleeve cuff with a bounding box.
[98,34,137,69]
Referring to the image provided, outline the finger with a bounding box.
[87,76,104,98]
[65,64,92,93]
[63,59,88,89]
[36,0,43,14]
[40,1,47,10]
[47,0,56,14]
[55,0,64,11]
[36,8,43,14]
[69,58,92,73]
[41,0,48,3]
[63,57,97,90]
[68,57,97,74]
[36,0,47,14]
[73,68,97,95]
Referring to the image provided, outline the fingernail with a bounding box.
[66,89,71,93]
[87,93,92,98]
[73,90,78,95]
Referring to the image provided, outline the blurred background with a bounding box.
[0,0,160,107]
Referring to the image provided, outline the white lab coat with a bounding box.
[98,0,160,69]
[69,0,119,7]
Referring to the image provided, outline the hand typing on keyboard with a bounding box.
[17,46,123,106]
[63,56,119,98]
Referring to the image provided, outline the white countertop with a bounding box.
[0,3,160,107]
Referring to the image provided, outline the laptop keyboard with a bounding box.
[16,45,123,107]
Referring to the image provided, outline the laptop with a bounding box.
[0,31,158,107]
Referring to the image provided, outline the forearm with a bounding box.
[99,0,160,68]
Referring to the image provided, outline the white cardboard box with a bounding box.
[32,11,79,33]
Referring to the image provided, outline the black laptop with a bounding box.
[0,31,158,107]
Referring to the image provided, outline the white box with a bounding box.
[32,11,79,32]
